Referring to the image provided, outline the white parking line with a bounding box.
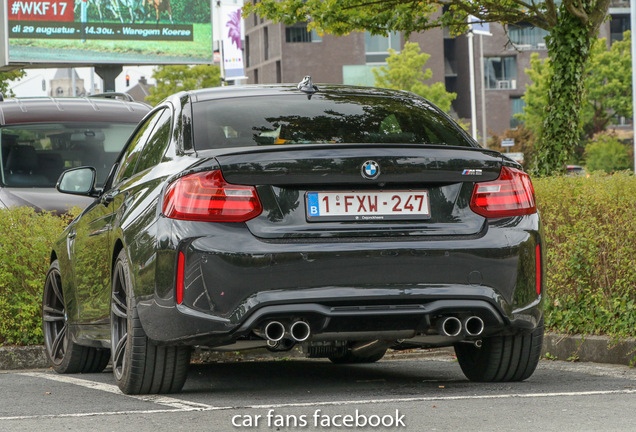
[243,388,636,410]
[16,372,218,410]
[0,409,210,421]
[1,371,634,422]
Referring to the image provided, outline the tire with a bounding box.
[110,249,191,395]
[42,260,110,374]
[329,348,387,364]
[454,318,544,382]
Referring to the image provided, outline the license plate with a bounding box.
[306,191,430,221]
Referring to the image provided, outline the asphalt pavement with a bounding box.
[2,351,636,431]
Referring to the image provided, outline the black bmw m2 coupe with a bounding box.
[43,80,544,394]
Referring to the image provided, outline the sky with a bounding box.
[8,66,158,97]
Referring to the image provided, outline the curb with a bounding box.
[0,345,48,370]
[2,333,635,371]
[541,333,636,366]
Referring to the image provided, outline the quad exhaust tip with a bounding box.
[263,321,285,342]
[290,321,311,342]
[437,316,462,337]
[463,316,484,336]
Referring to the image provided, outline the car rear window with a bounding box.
[192,94,473,150]
[1,123,136,188]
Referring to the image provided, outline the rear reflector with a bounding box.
[469,166,537,217]
[176,251,185,305]
[163,170,262,222]
[536,244,541,296]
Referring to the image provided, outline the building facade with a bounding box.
[243,2,631,139]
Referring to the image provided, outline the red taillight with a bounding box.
[536,244,541,296]
[176,251,185,304]
[163,170,262,222]
[469,166,537,217]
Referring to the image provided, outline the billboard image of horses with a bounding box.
[4,0,212,65]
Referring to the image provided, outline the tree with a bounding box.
[519,33,631,141]
[0,70,27,98]
[488,126,536,171]
[516,53,552,140]
[584,32,632,137]
[584,134,632,174]
[372,42,456,113]
[146,65,221,106]
[244,0,612,175]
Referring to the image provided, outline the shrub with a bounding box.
[3,173,636,345]
[488,126,536,171]
[584,135,632,173]
[0,207,77,345]
[534,171,636,337]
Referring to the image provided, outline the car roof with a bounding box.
[186,83,415,103]
[0,97,152,126]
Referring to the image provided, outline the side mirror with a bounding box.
[56,167,98,197]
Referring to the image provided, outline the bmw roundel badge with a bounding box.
[361,160,381,180]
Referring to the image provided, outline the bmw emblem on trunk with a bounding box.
[361,160,380,180]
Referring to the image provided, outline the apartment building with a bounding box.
[242,1,630,138]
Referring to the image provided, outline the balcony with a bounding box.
[610,0,629,7]
[508,24,549,50]
[496,80,517,90]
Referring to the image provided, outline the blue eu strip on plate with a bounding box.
[307,193,320,216]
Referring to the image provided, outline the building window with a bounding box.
[510,97,526,128]
[276,61,281,83]
[264,26,269,61]
[254,69,259,84]
[245,35,250,67]
[610,14,630,43]
[484,56,517,90]
[285,23,322,43]
[508,23,549,50]
[365,31,400,63]
[253,0,258,27]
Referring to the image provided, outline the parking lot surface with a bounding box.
[2,354,636,431]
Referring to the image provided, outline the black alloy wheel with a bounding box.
[111,249,191,395]
[42,260,110,373]
[454,317,544,382]
[110,256,129,382]
[42,262,67,366]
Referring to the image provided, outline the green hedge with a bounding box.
[0,207,77,345]
[1,173,636,345]
[536,171,636,337]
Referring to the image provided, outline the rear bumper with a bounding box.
[136,214,544,345]
[137,290,542,346]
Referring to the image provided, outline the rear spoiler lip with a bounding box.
[212,146,503,186]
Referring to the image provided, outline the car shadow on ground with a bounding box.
[178,358,553,403]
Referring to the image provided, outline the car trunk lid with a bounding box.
[210,146,502,239]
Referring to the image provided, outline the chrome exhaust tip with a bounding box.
[263,321,285,342]
[463,316,485,336]
[436,316,462,337]
[290,321,311,342]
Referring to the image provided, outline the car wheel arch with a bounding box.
[112,239,125,278]
[111,238,142,300]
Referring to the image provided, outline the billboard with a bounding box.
[0,0,212,68]
[219,3,244,80]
